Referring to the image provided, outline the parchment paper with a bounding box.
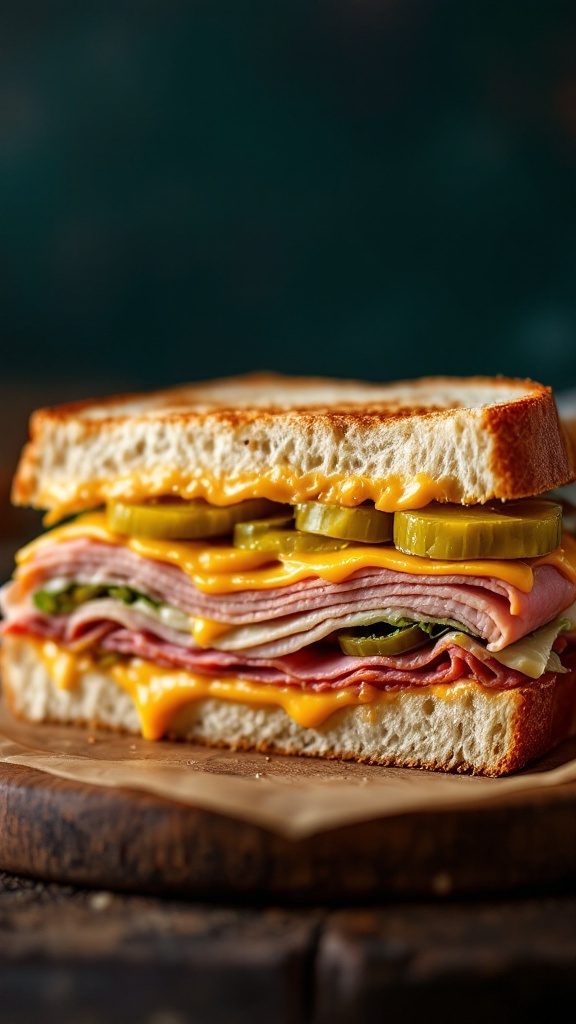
[2,702,576,838]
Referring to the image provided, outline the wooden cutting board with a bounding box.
[1,757,575,903]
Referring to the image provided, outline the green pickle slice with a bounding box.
[393,499,563,560]
[234,515,348,554]
[338,623,429,657]
[106,498,283,540]
[295,501,393,543]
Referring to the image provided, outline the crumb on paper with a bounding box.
[87,736,96,745]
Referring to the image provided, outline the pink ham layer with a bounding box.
[2,536,575,692]
[3,614,560,691]
[4,537,576,653]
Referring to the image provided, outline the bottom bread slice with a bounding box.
[2,634,576,776]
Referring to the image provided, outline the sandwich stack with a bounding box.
[1,372,576,776]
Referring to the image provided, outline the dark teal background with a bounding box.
[1,1,576,392]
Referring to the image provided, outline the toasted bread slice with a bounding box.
[561,414,576,476]
[12,372,574,518]
[2,634,575,776]
[553,396,576,509]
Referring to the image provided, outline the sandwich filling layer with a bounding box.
[2,512,576,740]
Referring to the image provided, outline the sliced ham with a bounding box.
[2,617,536,691]
[3,537,576,653]
[100,629,534,689]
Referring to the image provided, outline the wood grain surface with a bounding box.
[1,760,575,903]
[1,869,575,1024]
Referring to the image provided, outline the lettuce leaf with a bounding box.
[33,583,161,615]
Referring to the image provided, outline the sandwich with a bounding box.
[1,372,576,777]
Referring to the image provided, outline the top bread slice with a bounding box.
[560,413,576,473]
[12,372,575,518]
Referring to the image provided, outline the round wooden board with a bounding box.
[1,761,575,903]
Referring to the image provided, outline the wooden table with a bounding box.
[1,747,576,1024]
[1,869,575,1024]
[1,749,575,1024]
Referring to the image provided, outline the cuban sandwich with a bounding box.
[1,372,576,776]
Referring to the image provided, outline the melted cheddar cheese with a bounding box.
[191,618,233,646]
[41,470,456,524]
[28,635,477,741]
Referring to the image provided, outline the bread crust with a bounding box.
[2,635,575,777]
[561,414,576,476]
[12,373,574,515]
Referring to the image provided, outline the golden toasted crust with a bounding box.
[2,635,575,777]
[11,372,575,515]
[485,391,574,499]
[561,414,576,473]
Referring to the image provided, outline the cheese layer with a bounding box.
[16,512,576,599]
[31,636,493,741]
[41,470,462,523]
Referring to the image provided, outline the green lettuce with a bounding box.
[32,583,161,616]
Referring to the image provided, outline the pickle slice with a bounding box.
[106,498,283,540]
[295,501,393,543]
[233,519,348,554]
[394,500,562,560]
[233,513,295,547]
[557,499,576,537]
[338,623,429,657]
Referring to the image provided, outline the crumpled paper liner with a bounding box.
[1,701,576,839]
